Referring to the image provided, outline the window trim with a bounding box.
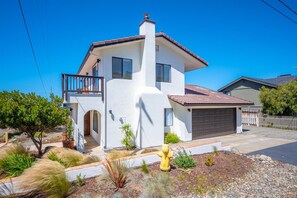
[112,56,133,80]
[156,63,171,83]
[164,108,173,127]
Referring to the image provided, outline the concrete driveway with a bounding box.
[193,126,297,165]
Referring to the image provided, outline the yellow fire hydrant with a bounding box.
[157,144,173,171]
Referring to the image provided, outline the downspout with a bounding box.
[104,78,107,149]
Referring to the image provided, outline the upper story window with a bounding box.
[156,63,171,83]
[112,57,132,79]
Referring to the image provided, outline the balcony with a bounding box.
[62,74,104,101]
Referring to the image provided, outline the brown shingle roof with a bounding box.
[156,32,208,66]
[169,85,253,106]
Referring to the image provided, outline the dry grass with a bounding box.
[43,147,100,167]
[140,148,159,154]
[107,150,133,160]
[18,159,70,198]
[0,144,27,162]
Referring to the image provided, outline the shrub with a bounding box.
[34,132,47,138]
[120,124,134,150]
[213,146,219,156]
[173,149,196,169]
[141,160,148,174]
[18,160,70,198]
[44,148,100,167]
[140,148,159,154]
[164,133,180,144]
[104,159,127,189]
[47,152,69,168]
[205,156,215,166]
[0,153,35,177]
[141,173,173,198]
[76,173,86,187]
[107,150,132,161]
[0,144,33,177]
[80,155,100,165]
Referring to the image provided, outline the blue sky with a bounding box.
[0,0,296,97]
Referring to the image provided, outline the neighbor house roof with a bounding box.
[78,32,208,73]
[218,74,297,92]
[169,85,253,106]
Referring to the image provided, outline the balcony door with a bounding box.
[92,65,99,91]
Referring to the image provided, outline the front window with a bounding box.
[156,63,171,82]
[112,57,132,79]
[164,108,173,126]
[93,111,98,133]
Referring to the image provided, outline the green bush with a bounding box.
[213,146,219,156]
[164,133,180,144]
[141,173,173,198]
[0,153,35,177]
[76,173,86,187]
[34,132,47,138]
[173,149,196,169]
[120,124,134,150]
[47,152,69,168]
[0,144,34,177]
[141,160,148,174]
[204,156,215,166]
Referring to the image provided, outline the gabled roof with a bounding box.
[78,32,208,73]
[217,75,297,92]
[169,85,253,106]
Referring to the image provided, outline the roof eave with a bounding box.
[218,76,277,92]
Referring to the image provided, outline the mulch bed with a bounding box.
[68,151,253,198]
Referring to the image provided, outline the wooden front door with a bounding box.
[84,111,90,135]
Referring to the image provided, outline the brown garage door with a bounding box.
[192,108,236,139]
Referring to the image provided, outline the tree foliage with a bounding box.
[0,91,69,155]
[260,81,297,116]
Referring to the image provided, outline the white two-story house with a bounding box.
[62,15,252,152]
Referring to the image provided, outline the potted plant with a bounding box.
[62,118,75,149]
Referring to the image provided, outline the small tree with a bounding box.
[0,91,69,156]
[120,124,134,150]
[260,81,297,116]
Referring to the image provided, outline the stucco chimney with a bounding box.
[139,14,156,87]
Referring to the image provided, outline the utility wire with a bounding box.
[18,0,48,96]
[260,0,297,25]
[278,0,297,16]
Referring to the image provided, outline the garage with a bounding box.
[192,108,236,139]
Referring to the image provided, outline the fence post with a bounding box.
[5,132,8,144]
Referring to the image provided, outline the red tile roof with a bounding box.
[169,85,254,106]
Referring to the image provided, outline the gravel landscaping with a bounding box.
[220,155,297,198]
[68,152,297,198]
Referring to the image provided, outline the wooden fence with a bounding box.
[259,115,297,130]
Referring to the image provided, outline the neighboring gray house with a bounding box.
[218,74,297,110]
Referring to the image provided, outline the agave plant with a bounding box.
[103,159,127,189]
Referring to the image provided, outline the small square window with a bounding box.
[164,108,173,127]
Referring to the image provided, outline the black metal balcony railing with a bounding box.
[62,74,104,101]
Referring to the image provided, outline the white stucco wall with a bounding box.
[100,42,142,148]
[170,101,192,141]
[236,107,243,133]
[68,95,105,151]
[156,42,185,95]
